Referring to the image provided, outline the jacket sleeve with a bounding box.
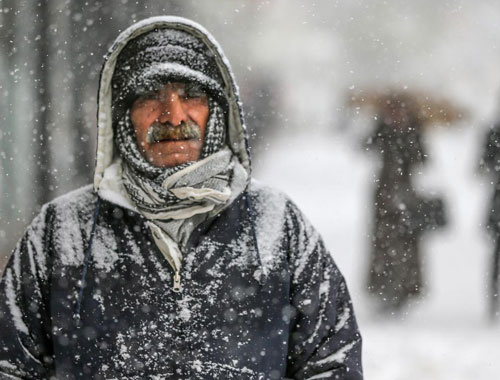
[0,206,55,379]
[285,202,363,380]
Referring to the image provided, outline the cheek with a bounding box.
[131,106,158,141]
[131,117,146,145]
[190,105,210,137]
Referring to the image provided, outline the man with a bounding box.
[0,16,362,379]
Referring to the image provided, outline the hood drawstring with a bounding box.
[75,196,102,323]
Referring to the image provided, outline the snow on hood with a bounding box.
[93,16,251,192]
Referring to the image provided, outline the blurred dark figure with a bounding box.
[480,122,500,319]
[365,93,446,312]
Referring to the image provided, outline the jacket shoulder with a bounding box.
[47,184,97,212]
[247,179,295,236]
[248,179,314,236]
[38,185,98,267]
[2,186,97,280]
[19,184,96,242]
[248,179,317,275]
[248,180,327,282]
[248,179,290,210]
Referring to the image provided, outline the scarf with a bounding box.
[112,106,247,292]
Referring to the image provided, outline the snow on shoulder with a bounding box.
[48,185,96,268]
[249,179,289,276]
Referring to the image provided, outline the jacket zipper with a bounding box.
[173,271,181,293]
[148,222,183,292]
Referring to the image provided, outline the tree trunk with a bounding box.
[33,0,52,208]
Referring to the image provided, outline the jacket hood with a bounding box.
[93,16,251,192]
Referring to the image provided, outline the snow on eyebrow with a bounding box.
[334,306,351,333]
[4,269,29,335]
[314,340,357,366]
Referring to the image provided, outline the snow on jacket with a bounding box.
[0,16,363,380]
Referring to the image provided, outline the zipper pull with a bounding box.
[173,271,181,293]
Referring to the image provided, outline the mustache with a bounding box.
[145,120,202,143]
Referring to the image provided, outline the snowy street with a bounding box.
[256,128,500,380]
[2,1,500,378]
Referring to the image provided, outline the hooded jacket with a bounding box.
[0,17,363,380]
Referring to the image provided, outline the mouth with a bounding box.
[146,121,202,143]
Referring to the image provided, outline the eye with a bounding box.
[132,90,162,110]
[139,91,160,101]
[183,83,207,100]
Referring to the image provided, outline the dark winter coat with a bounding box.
[481,123,500,233]
[0,183,362,380]
[480,122,500,316]
[367,121,445,310]
[0,16,362,379]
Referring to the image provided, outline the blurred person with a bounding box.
[480,122,500,319]
[365,93,446,312]
[0,17,362,379]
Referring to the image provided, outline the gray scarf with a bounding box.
[114,98,240,249]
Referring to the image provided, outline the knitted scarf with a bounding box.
[109,27,249,283]
[113,97,245,250]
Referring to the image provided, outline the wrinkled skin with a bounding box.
[131,82,209,168]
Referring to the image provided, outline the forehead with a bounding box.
[157,81,188,91]
[167,81,187,88]
[151,81,202,93]
[135,81,203,102]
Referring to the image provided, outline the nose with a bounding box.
[158,90,187,126]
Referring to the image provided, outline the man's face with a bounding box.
[130,82,210,168]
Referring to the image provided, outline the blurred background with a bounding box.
[1,0,500,378]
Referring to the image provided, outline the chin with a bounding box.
[143,140,202,168]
